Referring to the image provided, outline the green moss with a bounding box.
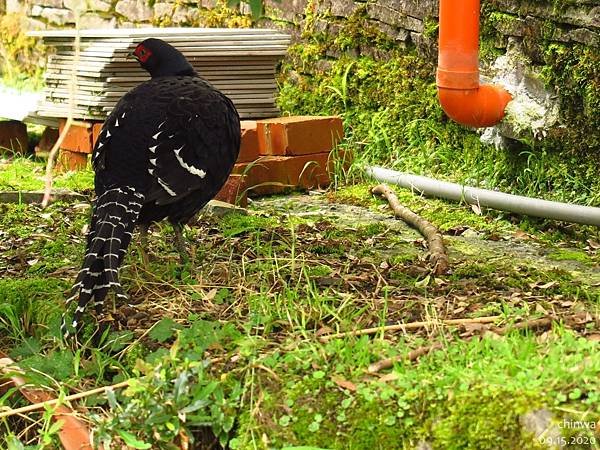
[548,249,592,265]
[233,332,600,449]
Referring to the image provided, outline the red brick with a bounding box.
[237,120,260,163]
[233,153,331,196]
[59,120,94,154]
[0,120,28,154]
[92,123,103,148]
[256,116,344,156]
[214,174,248,207]
[58,149,89,172]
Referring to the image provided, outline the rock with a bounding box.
[520,409,562,448]
[0,120,28,154]
[115,0,153,22]
[202,200,248,218]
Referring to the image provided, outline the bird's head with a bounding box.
[130,38,196,78]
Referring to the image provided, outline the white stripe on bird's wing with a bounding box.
[153,131,163,140]
[157,177,177,196]
[149,145,158,152]
[173,145,206,178]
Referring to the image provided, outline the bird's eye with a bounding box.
[140,49,146,55]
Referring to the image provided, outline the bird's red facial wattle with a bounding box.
[133,44,152,63]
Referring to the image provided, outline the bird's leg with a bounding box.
[172,222,189,265]
[139,224,151,266]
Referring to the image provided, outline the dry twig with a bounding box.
[368,342,444,373]
[372,183,449,275]
[42,8,83,208]
[0,379,130,419]
[318,316,501,342]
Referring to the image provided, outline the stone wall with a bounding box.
[10,0,600,148]
[9,0,224,29]
[13,0,598,54]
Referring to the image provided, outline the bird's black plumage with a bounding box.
[62,39,240,338]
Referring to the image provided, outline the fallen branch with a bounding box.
[367,316,561,373]
[368,342,444,373]
[491,316,555,335]
[318,315,501,342]
[372,183,449,275]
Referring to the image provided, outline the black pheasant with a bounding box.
[62,38,241,338]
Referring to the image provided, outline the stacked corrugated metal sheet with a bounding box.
[29,28,290,121]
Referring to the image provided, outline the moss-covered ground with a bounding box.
[1,157,599,449]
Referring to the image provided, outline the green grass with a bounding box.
[0,156,94,192]
[1,162,599,448]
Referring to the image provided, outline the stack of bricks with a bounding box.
[56,115,346,206]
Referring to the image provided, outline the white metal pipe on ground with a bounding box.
[366,166,600,227]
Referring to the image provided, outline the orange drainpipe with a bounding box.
[437,0,512,128]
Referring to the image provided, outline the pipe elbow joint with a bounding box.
[437,83,512,128]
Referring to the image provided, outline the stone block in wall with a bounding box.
[30,5,43,16]
[491,13,599,48]
[367,3,423,32]
[37,0,62,7]
[265,0,305,22]
[154,2,194,24]
[115,0,153,22]
[40,7,75,25]
[378,0,437,20]
[80,13,117,29]
[26,18,47,29]
[89,0,112,13]
[489,0,599,29]
[376,21,410,43]
[330,0,359,17]
[410,31,437,60]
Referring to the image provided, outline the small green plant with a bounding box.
[94,320,243,449]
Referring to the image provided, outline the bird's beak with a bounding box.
[126,51,138,61]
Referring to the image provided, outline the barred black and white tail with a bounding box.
[62,186,145,339]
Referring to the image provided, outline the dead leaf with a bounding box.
[470,203,482,215]
[332,376,357,392]
[536,281,558,290]
[315,326,333,337]
[514,230,530,240]
[203,288,218,302]
[415,275,431,288]
[378,373,399,382]
[587,239,600,250]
